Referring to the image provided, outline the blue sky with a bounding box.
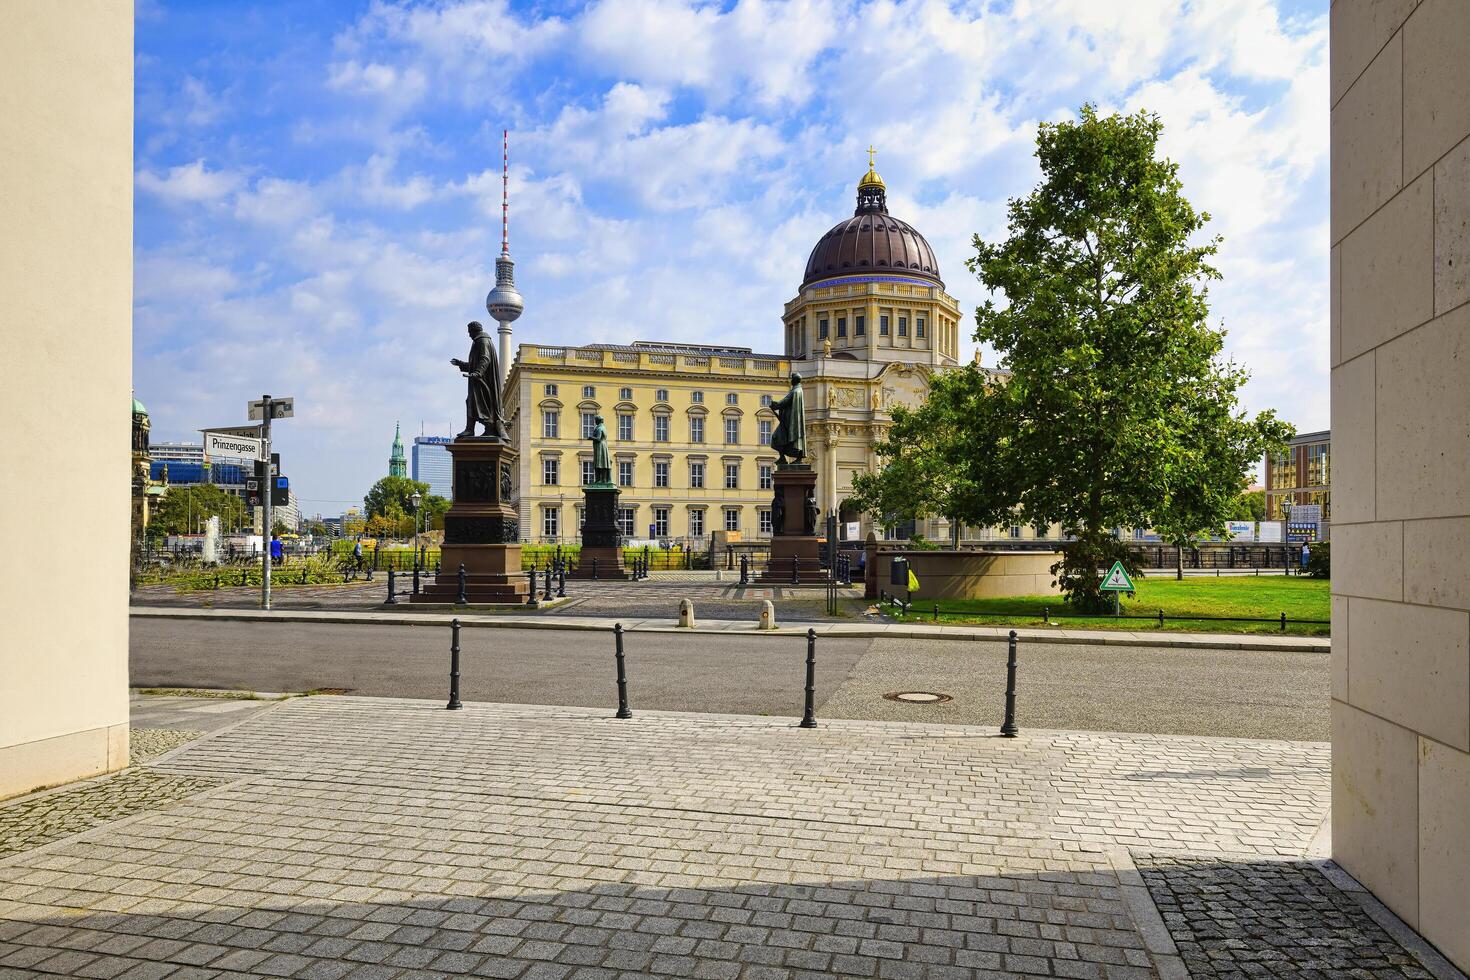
[134,0,1329,514]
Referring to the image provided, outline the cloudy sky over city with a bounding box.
[135,0,1328,512]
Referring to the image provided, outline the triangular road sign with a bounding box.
[1100,560,1136,592]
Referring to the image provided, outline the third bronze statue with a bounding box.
[770,372,806,466]
[451,321,509,441]
[589,414,612,485]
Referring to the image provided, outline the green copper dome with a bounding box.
[132,395,148,416]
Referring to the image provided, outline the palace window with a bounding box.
[1008,525,1022,538]
[690,416,705,443]
[818,319,829,339]
[760,394,773,407]
[542,458,559,485]
[759,464,773,490]
[725,418,739,444]
[654,461,670,487]
[724,463,739,490]
[617,414,634,440]
[655,388,669,402]
[617,460,633,487]
[542,410,559,439]
[898,316,908,337]
[855,315,866,336]
[619,387,633,400]
[689,509,705,537]
[653,507,671,537]
[692,390,704,404]
[617,507,635,536]
[580,412,597,439]
[582,385,596,399]
[759,509,772,535]
[916,317,926,339]
[880,315,890,336]
[690,462,705,488]
[837,317,847,338]
[759,420,772,446]
[654,415,670,442]
[726,393,738,406]
[581,460,595,486]
[724,509,740,533]
[543,507,560,538]
[544,383,558,396]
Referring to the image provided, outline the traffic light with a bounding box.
[271,476,289,507]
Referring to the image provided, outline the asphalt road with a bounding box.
[130,619,1330,740]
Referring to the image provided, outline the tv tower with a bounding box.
[485,129,523,385]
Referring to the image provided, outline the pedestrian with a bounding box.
[270,534,284,566]
[353,538,364,572]
[1301,542,1311,570]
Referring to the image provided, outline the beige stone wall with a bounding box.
[872,550,1062,600]
[0,2,133,799]
[1331,0,1470,966]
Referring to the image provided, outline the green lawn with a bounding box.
[886,574,1331,636]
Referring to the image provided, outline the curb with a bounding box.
[129,607,1330,653]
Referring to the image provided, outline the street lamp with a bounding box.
[410,491,423,571]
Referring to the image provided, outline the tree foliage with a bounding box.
[963,106,1292,609]
[1227,490,1266,522]
[847,366,1014,546]
[151,483,247,536]
[363,476,431,520]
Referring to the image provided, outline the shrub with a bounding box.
[1051,534,1144,612]
[1305,541,1330,579]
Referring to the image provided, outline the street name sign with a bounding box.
[201,424,263,439]
[1100,561,1136,592]
[204,431,265,461]
[248,397,294,420]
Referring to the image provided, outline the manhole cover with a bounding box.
[883,691,952,704]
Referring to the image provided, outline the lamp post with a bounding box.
[410,491,423,572]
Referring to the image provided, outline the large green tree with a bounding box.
[968,106,1292,609]
[848,366,1013,547]
[363,476,431,521]
[151,483,248,536]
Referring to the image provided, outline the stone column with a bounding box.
[1330,1,1470,968]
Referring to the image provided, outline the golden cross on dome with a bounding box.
[867,145,876,168]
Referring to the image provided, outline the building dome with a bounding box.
[801,156,942,289]
[132,395,148,417]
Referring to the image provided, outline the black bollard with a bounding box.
[1280,612,1287,632]
[386,568,398,605]
[933,603,939,622]
[528,569,539,608]
[412,563,420,595]
[1000,630,1019,737]
[613,623,632,719]
[1042,605,1049,624]
[446,618,462,710]
[799,628,818,728]
[591,557,599,581]
[557,566,566,597]
[544,567,554,601]
[791,555,799,585]
[241,568,248,586]
[214,573,220,590]
[740,555,749,585]
[1158,608,1165,628]
[456,563,468,605]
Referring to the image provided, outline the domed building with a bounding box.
[505,155,968,545]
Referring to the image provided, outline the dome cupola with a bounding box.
[801,150,942,289]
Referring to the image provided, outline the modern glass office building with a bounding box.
[412,436,453,498]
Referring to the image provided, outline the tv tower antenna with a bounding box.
[486,129,523,386]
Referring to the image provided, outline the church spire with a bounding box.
[388,421,407,477]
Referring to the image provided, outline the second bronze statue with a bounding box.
[451,321,509,441]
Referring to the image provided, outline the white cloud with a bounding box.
[136,159,242,203]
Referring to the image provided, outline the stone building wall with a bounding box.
[1330,0,1470,966]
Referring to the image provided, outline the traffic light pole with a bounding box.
[261,394,273,611]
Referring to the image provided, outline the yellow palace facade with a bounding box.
[504,157,1045,545]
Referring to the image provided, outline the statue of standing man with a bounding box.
[590,414,612,484]
[770,373,806,466]
[451,321,508,440]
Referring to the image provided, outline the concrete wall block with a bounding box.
[1329,352,1377,523]
[1332,521,1403,600]
[1404,0,1470,181]
[1341,173,1434,360]
[1330,0,1418,107]
[1331,32,1402,241]
[1404,516,1470,610]
[1333,701,1421,925]
[1435,134,1470,315]
[1418,737,1470,967]
[1375,302,1470,521]
[1331,243,1343,366]
[1348,597,1470,752]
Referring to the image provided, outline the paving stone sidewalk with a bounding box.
[0,698,1455,979]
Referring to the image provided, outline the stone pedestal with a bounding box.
[759,464,827,583]
[570,484,629,579]
[413,439,530,604]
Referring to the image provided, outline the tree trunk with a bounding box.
[1176,542,1184,581]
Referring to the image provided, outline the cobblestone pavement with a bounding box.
[128,729,206,765]
[0,698,1451,979]
[1135,853,1444,979]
